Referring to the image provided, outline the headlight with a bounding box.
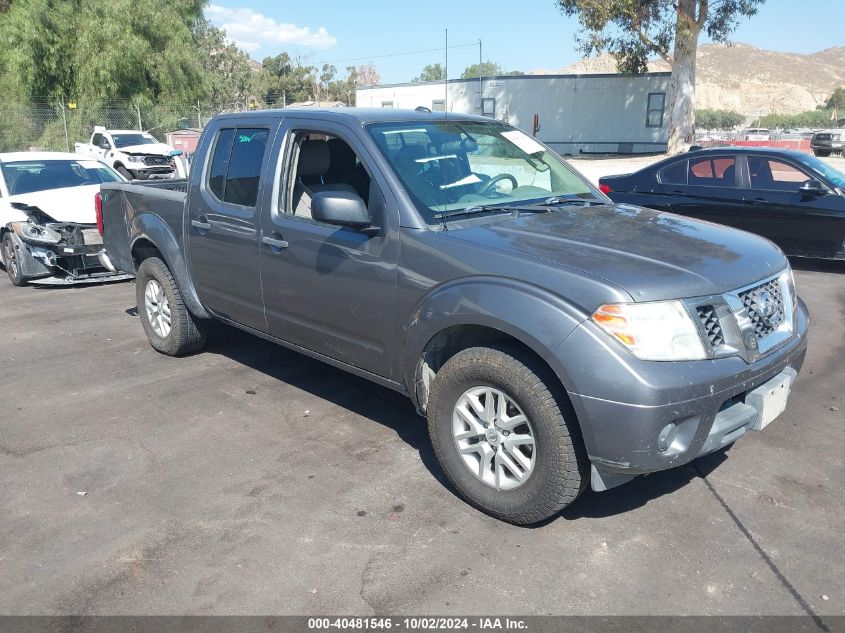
[782,267,796,309]
[592,301,706,361]
[127,155,143,163]
[10,222,62,244]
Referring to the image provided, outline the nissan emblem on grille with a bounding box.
[739,279,785,340]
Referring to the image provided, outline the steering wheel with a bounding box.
[479,173,518,195]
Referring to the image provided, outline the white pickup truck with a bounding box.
[74,127,180,180]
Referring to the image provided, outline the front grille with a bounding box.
[738,278,785,340]
[143,155,170,166]
[696,305,724,347]
[815,133,832,141]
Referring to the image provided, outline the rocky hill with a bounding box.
[531,43,845,116]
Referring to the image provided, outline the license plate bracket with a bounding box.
[746,368,796,431]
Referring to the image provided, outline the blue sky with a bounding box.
[206,0,844,84]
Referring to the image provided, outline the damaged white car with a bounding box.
[0,152,133,286]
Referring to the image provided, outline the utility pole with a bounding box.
[135,103,142,131]
[479,39,483,115]
[195,100,202,128]
[444,29,448,114]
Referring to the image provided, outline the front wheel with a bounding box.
[427,344,587,525]
[135,257,208,356]
[2,232,27,286]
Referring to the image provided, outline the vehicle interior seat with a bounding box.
[721,163,736,186]
[325,138,370,202]
[291,139,357,219]
[749,157,775,189]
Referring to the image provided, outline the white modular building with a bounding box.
[356,73,671,155]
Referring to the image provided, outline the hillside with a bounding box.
[530,43,845,116]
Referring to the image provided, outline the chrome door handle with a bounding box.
[191,219,211,231]
[262,236,289,249]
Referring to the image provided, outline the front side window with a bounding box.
[1,159,121,195]
[748,157,811,192]
[206,127,269,207]
[367,120,595,223]
[688,156,737,187]
[646,93,665,128]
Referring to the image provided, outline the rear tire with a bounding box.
[135,257,207,356]
[2,232,27,286]
[427,344,587,525]
[813,149,831,157]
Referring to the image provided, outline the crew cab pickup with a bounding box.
[75,127,178,180]
[99,109,809,524]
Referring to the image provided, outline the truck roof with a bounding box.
[212,107,492,125]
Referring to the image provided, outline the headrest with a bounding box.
[298,140,330,176]
[327,138,357,170]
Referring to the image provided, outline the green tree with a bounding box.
[824,87,845,111]
[194,19,256,110]
[557,0,765,154]
[413,63,445,82]
[0,0,210,102]
[257,52,316,105]
[461,61,504,79]
[695,108,743,130]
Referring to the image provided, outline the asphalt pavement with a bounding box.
[0,259,842,616]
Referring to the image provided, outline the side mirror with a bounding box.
[311,190,376,232]
[799,179,826,196]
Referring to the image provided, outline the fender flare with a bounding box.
[400,276,589,408]
[130,213,210,319]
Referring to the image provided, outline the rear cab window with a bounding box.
[206,127,269,207]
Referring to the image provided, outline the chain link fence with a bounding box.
[0,98,266,153]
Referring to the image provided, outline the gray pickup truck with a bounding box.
[99,109,809,524]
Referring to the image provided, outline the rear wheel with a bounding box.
[2,232,27,286]
[427,344,587,525]
[813,149,831,157]
[135,257,207,356]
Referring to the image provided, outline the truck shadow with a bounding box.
[198,321,732,525]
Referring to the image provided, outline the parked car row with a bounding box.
[4,110,838,524]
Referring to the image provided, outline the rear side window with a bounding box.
[688,156,737,187]
[659,160,687,185]
[206,127,269,207]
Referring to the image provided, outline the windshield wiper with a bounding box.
[433,205,514,220]
[542,196,604,207]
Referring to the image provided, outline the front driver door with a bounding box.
[663,154,746,230]
[259,121,400,377]
[743,155,845,257]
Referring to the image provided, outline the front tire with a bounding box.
[2,232,27,286]
[427,344,587,525]
[136,257,207,356]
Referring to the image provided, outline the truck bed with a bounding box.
[100,180,188,275]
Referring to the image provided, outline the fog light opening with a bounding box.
[658,423,678,454]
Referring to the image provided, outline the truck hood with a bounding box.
[119,143,175,156]
[3,185,100,225]
[444,203,788,302]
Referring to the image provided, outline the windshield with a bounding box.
[801,154,845,189]
[1,159,122,195]
[112,133,157,148]
[367,120,596,222]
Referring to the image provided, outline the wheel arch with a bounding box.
[401,277,587,415]
[129,214,209,319]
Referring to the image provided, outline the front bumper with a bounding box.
[560,297,809,491]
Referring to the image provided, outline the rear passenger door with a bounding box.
[661,154,746,230]
[187,121,278,331]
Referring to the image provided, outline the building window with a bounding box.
[431,99,445,112]
[646,92,665,128]
[381,101,394,109]
[481,98,496,117]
